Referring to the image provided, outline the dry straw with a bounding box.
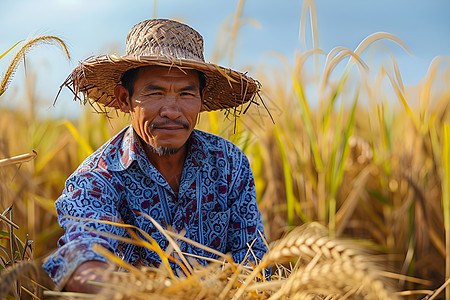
[0,150,37,168]
[46,219,400,299]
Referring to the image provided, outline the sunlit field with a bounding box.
[1,1,449,299]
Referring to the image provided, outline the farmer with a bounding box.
[43,19,268,292]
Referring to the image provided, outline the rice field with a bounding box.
[0,1,449,299]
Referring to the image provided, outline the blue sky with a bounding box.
[1,0,449,117]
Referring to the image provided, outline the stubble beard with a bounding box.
[147,120,189,156]
[150,145,183,156]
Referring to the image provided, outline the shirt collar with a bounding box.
[100,125,146,172]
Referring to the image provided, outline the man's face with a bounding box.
[117,66,202,155]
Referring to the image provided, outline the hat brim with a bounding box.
[63,54,259,112]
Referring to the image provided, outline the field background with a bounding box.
[1,0,449,298]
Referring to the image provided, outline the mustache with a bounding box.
[150,119,189,130]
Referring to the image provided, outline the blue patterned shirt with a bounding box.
[42,125,267,286]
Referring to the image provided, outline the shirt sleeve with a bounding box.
[42,171,125,288]
[227,153,268,264]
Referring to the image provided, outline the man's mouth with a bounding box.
[150,120,189,131]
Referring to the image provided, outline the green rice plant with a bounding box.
[274,126,309,225]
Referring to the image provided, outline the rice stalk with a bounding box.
[153,0,157,19]
[443,123,450,300]
[347,32,412,68]
[43,290,97,298]
[228,0,245,66]
[0,206,19,229]
[291,71,323,171]
[270,259,396,300]
[263,223,363,265]
[232,223,398,299]
[320,47,367,93]
[299,0,319,73]
[328,89,358,235]
[0,150,37,168]
[143,213,195,274]
[40,221,402,300]
[225,0,260,67]
[274,127,308,225]
[91,243,146,280]
[0,35,70,97]
[376,102,393,176]
[426,278,450,300]
[419,57,443,127]
[385,62,420,131]
[68,216,192,276]
[0,40,23,60]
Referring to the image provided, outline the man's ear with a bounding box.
[114,85,131,113]
[201,87,207,105]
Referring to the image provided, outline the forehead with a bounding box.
[136,66,200,84]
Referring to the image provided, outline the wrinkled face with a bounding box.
[115,66,202,155]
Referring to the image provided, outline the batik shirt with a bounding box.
[42,125,267,286]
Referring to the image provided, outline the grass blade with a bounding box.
[291,74,323,171]
[64,121,94,156]
[274,128,309,225]
[386,70,420,130]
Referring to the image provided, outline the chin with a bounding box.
[153,146,182,156]
[149,139,186,155]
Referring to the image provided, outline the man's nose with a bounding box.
[159,95,182,119]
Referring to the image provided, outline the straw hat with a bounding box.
[63,19,259,112]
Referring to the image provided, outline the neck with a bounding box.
[143,142,188,195]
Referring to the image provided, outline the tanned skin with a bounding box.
[64,66,202,293]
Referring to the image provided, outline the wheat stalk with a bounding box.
[232,223,397,300]
[270,257,395,299]
[0,150,37,168]
[0,35,70,97]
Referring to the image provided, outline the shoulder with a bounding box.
[73,126,131,175]
[66,127,132,193]
[191,129,245,161]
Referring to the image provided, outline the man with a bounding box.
[43,19,267,292]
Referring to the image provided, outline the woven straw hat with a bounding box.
[63,19,259,112]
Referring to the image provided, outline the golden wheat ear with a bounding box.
[279,224,399,299]
[233,223,400,300]
[0,36,70,97]
[263,222,367,265]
